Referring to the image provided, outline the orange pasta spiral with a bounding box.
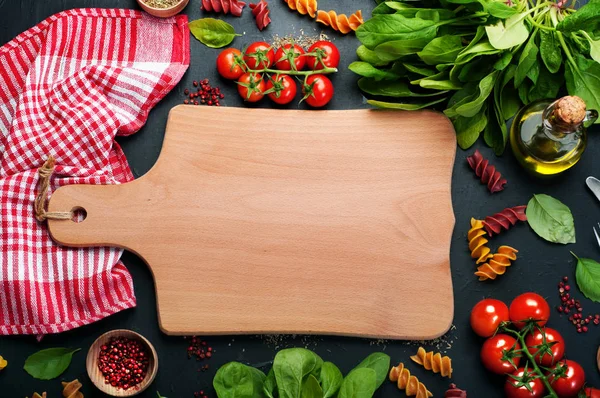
[282,0,317,17]
[62,380,84,398]
[316,10,364,34]
[468,218,492,264]
[389,363,433,398]
[410,347,453,378]
[475,246,518,281]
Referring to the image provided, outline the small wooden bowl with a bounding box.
[86,329,158,397]
[136,0,189,18]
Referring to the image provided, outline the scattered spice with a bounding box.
[556,276,600,332]
[186,336,214,366]
[445,383,467,397]
[98,337,150,390]
[182,79,223,106]
[141,0,182,8]
[271,32,329,50]
[194,390,208,398]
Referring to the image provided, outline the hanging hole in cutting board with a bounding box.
[71,207,87,223]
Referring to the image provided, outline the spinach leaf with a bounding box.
[515,32,539,86]
[497,65,520,120]
[273,348,323,398]
[565,53,600,114]
[483,102,508,154]
[358,78,447,97]
[368,97,447,109]
[355,14,437,49]
[539,30,562,73]
[352,353,391,389]
[300,375,322,398]
[375,37,434,61]
[455,70,499,117]
[264,369,277,398]
[188,18,241,49]
[528,64,563,102]
[419,77,462,90]
[338,368,377,398]
[444,82,479,117]
[417,35,464,65]
[485,13,530,50]
[582,31,600,64]
[526,194,576,244]
[356,45,389,67]
[557,0,600,33]
[404,63,436,76]
[518,79,531,104]
[214,362,254,398]
[455,107,488,149]
[348,62,401,80]
[23,348,80,380]
[493,51,513,70]
[458,56,495,82]
[481,0,518,18]
[319,362,343,398]
[573,253,600,303]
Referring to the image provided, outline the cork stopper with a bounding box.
[554,96,586,126]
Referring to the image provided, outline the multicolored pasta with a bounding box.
[467,149,507,193]
[468,218,492,264]
[410,347,453,378]
[201,0,246,17]
[315,10,364,34]
[249,0,271,31]
[389,362,433,398]
[282,0,317,18]
[475,246,518,281]
[483,205,527,237]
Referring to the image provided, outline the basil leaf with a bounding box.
[338,368,377,398]
[319,362,343,398]
[214,362,255,398]
[485,13,530,50]
[263,369,277,398]
[539,30,562,74]
[23,348,80,380]
[417,35,464,65]
[515,33,539,87]
[348,62,401,80]
[356,45,389,67]
[273,348,323,398]
[250,367,267,398]
[189,18,241,49]
[368,97,446,110]
[300,375,322,398]
[557,0,600,33]
[351,353,391,389]
[526,194,576,244]
[356,14,437,49]
[455,108,488,149]
[565,53,600,115]
[573,253,600,303]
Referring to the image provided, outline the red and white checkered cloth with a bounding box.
[0,9,189,334]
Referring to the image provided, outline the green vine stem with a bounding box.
[245,67,338,76]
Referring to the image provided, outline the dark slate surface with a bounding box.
[1,0,600,397]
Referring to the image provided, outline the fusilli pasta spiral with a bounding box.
[483,205,527,237]
[467,149,507,193]
[316,10,364,34]
[249,0,271,30]
[475,246,518,281]
[62,380,84,398]
[389,363,433,398]
[202,0,246,17]
[410,347,453,378]
[282,0,317,18]
[468,218,492,264]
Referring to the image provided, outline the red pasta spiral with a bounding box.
[249,0,271,31]
[466,149,507,193]
[201,0,246,17]
[483,205,527,237]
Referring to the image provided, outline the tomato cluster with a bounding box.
[216,41,340,107]
[471,293,597,398]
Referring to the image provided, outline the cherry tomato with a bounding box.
[306,41,341,70]
[237,73,265,103]
[302,74,334,108]
[274,44,306,71]
[470,298,509,337]
[504,368,546,398]
[216,48,245,80]
[243,41,275,70]
[509,293,550,329]
[265,74,297,105]
[480,334,521,374]
[548,360,585,398]
[524,327,565,367]
[584,387,600,398]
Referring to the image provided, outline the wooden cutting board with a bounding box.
[48,106,456,340]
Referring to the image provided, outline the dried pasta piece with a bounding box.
[468,218,492,264]
[62,380,84,398]
[30,393,47,398]
[483,205,527,237]
[282,0,317,18]
[201,0,246,17]
[475,246,518,281]
[389,362,433,398]
[316,10,364,34]
[445,383,467,397]
[467,149,507,193]
[410,347,453,378]
[250,0,271,31]
[0,355,6,370]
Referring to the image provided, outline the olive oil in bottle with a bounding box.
[510,96,598,176]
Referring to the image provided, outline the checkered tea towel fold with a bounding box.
[0,8,189,334]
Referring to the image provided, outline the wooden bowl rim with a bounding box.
[136,0,187,11]
[86,329,159,397]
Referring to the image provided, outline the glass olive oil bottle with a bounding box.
[510,96,598,176]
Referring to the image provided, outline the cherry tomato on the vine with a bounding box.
[504,368,546,398]
[237,73,265,103]
[302,74,334,108]
[216,48,245,80]
[265,74,297,105]
[306,41,341,70]
[274,44,306,71]
[243,42,275,70]
[509,293,550,329]
[524,327,565,367]
[470,298,509,337]
[585,387,600,398]
[548,360,585,398]
[481,334,521,374]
